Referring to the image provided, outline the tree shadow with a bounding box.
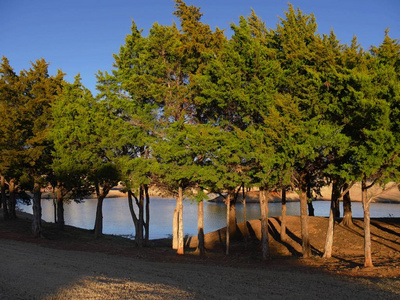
[350,222,400,252]
[217,229,226,253]
[185,234,192,247]
[370,220,400,245]
[244,221,259,244]
[267,219,301,257]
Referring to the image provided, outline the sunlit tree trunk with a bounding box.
[280,188,287,241]
[177,185,184,255]
[197,199,205,255]
[226,192,231,255]
[242,184,248,246]
[300,188,311,258]
[172,204,178,250]
[323,179,340,258]
[32,180,42,238]
[362,176,373,267]
[259,187,269,260]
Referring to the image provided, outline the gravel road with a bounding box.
[1,238,399,299]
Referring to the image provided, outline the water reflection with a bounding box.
[19,198,399,239]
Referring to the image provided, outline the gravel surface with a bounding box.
[1,238,399,299]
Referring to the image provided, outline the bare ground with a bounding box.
[0,212,399,299]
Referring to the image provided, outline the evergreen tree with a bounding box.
[103,0,226,252]
[353,31,400,267]
[52,75,123,238]
[271,5,351,258]
[0,57,21,220]
[16,59,64,236]
[272,4,320,258]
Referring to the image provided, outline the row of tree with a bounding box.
[1,1,399,267]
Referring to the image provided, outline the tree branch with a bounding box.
[367,182,400,205]
[338,180,356,200]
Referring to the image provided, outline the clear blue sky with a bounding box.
[1,0,399,94]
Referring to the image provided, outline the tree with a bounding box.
[328,36,365,227]
[120,154,152,247]
[102,0,226,251]
[152,122,205,254]
[13,59,64,236]
[0,57,26,220]
[52,76,123,238]
[196,12,277,256]
[270,5,357,258]
[353,31,400,267]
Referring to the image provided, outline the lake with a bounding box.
[19,197,400,239]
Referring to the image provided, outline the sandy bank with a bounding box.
[209,182,400,203]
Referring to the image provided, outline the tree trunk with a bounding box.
[259,187,270,260]
[1,175,9,220]
[323,179,340,258]
[323,207,335,259]
[137,186,144,247]
[197,200,205,255]
[342,183,353,226]
[307,201,315,216]
[300,189,311,258]
[94,195,105,239]
[94,182,110,239]
[332,186,340,219]
[280,188,287,241]
[228,192,237,237]
[0,177,2,210]
[306,184,315,216]
[226,192,231,255]
[56,184,65,230]
[8,179,17,219]
[177,185,184,255]
[32,181,42,238]
[242,184,248,246]
[128,190,140,244]
[144,184,150,245]
[362,177,373,267]
[172,206,178,250]
[53,186,57,224]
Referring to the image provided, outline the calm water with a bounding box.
[19,198,400,239]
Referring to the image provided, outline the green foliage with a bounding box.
[52,75,124,192]
[0,57,64,189]
[2,1,400,211]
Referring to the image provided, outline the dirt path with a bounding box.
[0,238,399,299]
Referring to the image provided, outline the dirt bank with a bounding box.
[209,183,400,203]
